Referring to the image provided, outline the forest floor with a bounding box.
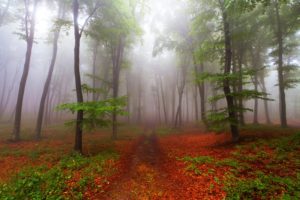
[0,124,299,199]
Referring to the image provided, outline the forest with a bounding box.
[0,0,300,199]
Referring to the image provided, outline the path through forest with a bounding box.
[104,127,175,199]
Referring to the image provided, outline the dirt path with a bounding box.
[103,131,174,199]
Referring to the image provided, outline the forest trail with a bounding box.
[103,129,175,199]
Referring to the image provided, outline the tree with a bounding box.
[88,0,142,139]
[72,0,100,152]
[12,0,39,141]
[190,0,272,140]
[35,0,67,140]
[266,0,300,127]
[218,0,239,141]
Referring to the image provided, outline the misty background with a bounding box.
[0,0,299,131]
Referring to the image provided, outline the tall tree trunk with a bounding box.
[174,83,185,128]
[211,83,217,112]
[261,75,271,124]
[275,0,287,127]
[194,84,199,121]
[237,49,245,125]
[253,75,259,124]
[44,92,50,126]
[73,0,84,153]
[92,42,98,101]
[192,55,199,121]
[156,85,161,124]
[112,36,124,140]
[159,76,168,124]
[192,54,206,122]
[172,84,176,124]
[35,3,64,139]
[47,90,56,125]
[232,51,238,108]
[12,0,38,141]
[198,63,206,121]
[220,1,239,141]
[126,72,131,123]
[185,89,189,123]
[137,75,142,124]
[250,48,259,124]
[0,68,8,120]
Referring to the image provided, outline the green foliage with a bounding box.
[52,18,72,33]
[87,0,142,45]
[57,96,127,130]
[185,163,202,175]
[224,171,300,199]
[0,166,67,200]
[197,68,272,131]
[222,132,300,199]
[271,132,300,153]
[216,158,240,168]
[181,156,214,165]
[282,64,300,89]
[0,151,119,199]
[81,83,107,95]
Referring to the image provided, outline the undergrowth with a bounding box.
[179,132,300,199]
[0,150,119,200]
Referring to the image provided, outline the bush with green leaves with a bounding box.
[57,96,128,130]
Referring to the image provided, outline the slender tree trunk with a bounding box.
[112,36,124,139]
[73,0,84,153]
[250,48,259,124]
[220,1,239,141]
[174,84,185,128]
[211,83,217,112]
[92,42,98,101]
[192,54,206,122]
[232,51,238,108]
[237,50,245,125]
[186,89,189,123]
[261,76,271,124]
[47,94,54,125]
[192,55,199,122]
[137,75,142,124]
[275,0,287,127]
[253,75,259,124]
[35,4,64,139]
[172,83,176,124]
[159,76,168,124]
[198,63,206,121]
[126,72,131,123]
[44,92,50,126]
[12,0,38,141]
[156,85,161,124]
[0,69,7,119]
[194,84,199,121]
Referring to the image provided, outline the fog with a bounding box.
[0,0,299,139]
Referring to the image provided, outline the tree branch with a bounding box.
[79,2,103,37]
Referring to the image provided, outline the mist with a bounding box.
[0,0,300,198]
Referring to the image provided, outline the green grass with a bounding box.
[0,150,119,200]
